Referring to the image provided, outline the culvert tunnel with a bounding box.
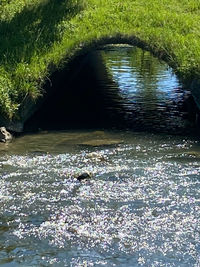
[24,45,199,134]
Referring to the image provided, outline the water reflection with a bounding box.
[99,45,197,133]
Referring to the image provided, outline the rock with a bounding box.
[76,171,92,181]
[0,127,12,143]
[152,209,159,217]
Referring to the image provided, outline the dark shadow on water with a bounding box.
[24,50,127,132]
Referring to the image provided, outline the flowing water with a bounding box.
[0,46,199,266]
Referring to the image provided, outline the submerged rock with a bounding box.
[78,139,122,147]
[0,127,12,143]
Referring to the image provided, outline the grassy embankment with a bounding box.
[0,0,200,121]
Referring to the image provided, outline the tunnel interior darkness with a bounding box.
[24,45,199,133]
[24,50,124,131]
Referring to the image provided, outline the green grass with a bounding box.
[1,0,200,120]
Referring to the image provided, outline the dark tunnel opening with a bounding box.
[24,45,199,134]
[24,49,125,132]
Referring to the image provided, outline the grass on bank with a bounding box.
[0,0,200,119]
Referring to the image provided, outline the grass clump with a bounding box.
[0,0,200,120]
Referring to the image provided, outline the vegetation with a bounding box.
[0,0,200,119]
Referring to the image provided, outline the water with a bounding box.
[0,46,200,266]
[99,45,197,133]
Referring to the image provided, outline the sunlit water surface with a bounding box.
[0,46,199,266]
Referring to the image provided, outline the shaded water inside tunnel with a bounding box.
[25,45,198,134]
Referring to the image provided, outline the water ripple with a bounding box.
[0,133,199,266]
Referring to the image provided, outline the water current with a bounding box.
[0,46,199,266]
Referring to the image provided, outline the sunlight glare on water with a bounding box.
[0,131,199,266]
